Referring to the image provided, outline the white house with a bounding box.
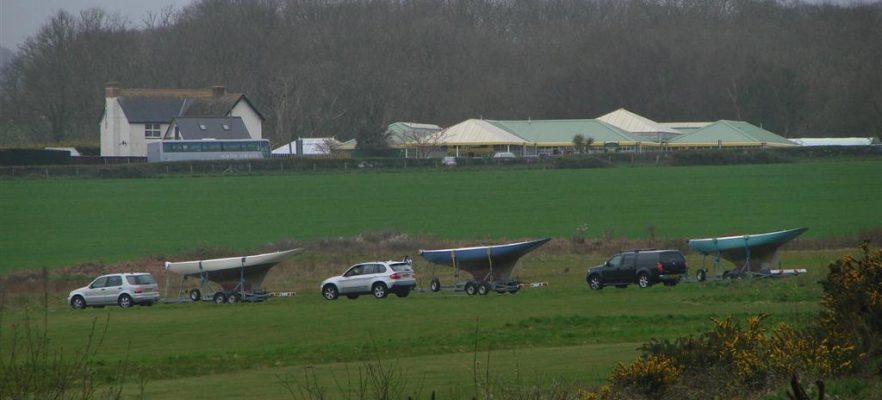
[99,82,264,157]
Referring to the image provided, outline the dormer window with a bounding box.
[222,123,230,131]
[145,123,161,138]
[199,123,207,130]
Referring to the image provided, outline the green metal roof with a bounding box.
[672,120,796,146]
[488,119,644,145]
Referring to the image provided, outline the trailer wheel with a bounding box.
[189,288,201,301]
[696,269,707,282]
[213,292,227,304]
[464,281,477,296]
[507,285,520,294]
[228,293,241,304]
[477,283,490,296]
[430,278,441,292]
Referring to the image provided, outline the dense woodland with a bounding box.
[0,0,880,147]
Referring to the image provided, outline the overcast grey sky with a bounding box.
[0,0,194,50]
[0,0,876,51]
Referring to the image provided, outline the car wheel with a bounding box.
[213,292,227,304]
[228,293,240,304]
[346,294,359,299]
[322,285,339,300]
[637,273,651,288]
[70,295,86,310]
[464,281,477,296]
[189,288,201,302]
[696,269,707,282]
[395,288,411,298]
[430,278,441,292]
[588,275,603,290]
[118,294,133,309]
[372,282,388,299]
[477,282,490,296]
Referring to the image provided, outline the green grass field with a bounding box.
[2,249,852,399]
[1,160,880,273]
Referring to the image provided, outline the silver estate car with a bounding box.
[68,273,160,309]
[321,260,416,300]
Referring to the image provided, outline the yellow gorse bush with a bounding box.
[610,354,682,396]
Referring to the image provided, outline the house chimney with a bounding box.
[105,81,120,98]
[211,85,225,98]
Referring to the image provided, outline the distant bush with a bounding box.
[552,156,611,169]
[668,149,793,166]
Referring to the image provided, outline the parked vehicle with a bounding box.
[441,156,457,167]
[68,273,160,309]
[492,151,516,159]
[321,260,416,300]
[586,250,687,290]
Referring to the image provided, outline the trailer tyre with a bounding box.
[213,292,227,304]
[430,278,441,292]
[696,269,707,282]
[228,293,240,304]
[372,283,388,299]
[477,282,490,296]
[322,285,339,300]
[189,288,201,302]
[464,281,477,296]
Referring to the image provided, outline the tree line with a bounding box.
[1,0,880,147]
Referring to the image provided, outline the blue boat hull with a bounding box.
[419,238,551,281]
[688,227,808,272]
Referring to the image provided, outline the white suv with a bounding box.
[321,260,416,300]
[68,273,160,309]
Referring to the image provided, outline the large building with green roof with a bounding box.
[671,120,797,149]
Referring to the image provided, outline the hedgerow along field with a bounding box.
[1,160,880,273]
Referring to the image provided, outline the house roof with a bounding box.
[430,119,528,145]
[489,119,646,145]
[115,88,262,123]
[386,122,441,145]
[167,117,250,140]
[672,120,796,147]
[597,108,681,134]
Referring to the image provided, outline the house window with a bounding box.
[145,123,162,138]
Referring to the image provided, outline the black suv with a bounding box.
[586,249,687,290]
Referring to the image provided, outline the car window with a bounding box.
[661,252,685,264]
[344,265,363,277]
[636,253,657,268]
[607,255,622,268]
[106,276,122,287]
[126,275,155,285]
[390,263,412,272]
[621,254,635,267]
[368,264,386,274]
[90,276,108,288]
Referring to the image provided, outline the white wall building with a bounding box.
[99,82,264,157]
